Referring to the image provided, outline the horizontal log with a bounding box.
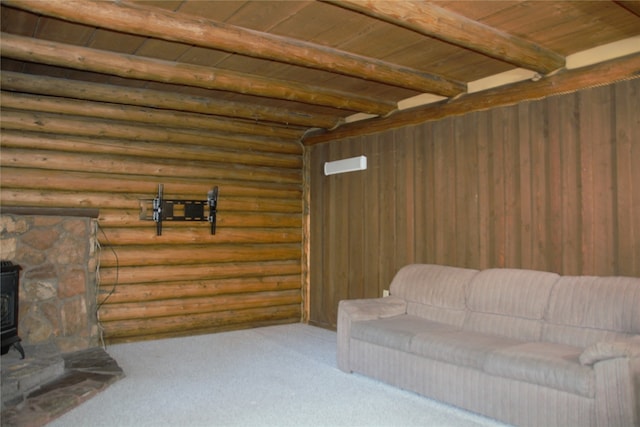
[219,197,302,213]
[0,147,302,184]
[5,0,464,95]
[97,227,302,246]
[98,260,302,285]
[1,188,142,210]
[1,71,339,129]
[105,318,299,344]
[96,209,142,227]
[1,129,302,169]
[143,196,303,215]
[1,109,302,155]
[0,188,301,216]
[99,275,300,304]
[101,306,301,341]
[99,290,301,322]
[99,244,301,267]
[0,90,305,140]
[98,210,301,229]
[1,32,396,115]
[0,167,301,199]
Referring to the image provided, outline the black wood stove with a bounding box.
[1,260,24,358]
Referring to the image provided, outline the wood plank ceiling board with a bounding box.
[224,1,312,32]
[471,1,640,53]
[1,6,38,36]
[336,20,423,59]
[32,16,94,44]
[175,0,246,21]
[87,29,146,54]
[172,45,231,68]
[21,62,69,80]
[134,39,194,62]
[269,1,348,42]
[537,6,640,52]
[381,40,512,83]
[437,1,519,21]
[130,0,184,10]
[295,1,381,47]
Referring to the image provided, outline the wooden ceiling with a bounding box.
[2,1,640,144]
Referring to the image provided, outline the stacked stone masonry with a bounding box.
[0,214,100,353]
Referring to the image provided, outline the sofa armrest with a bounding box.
[337,297,406,372]
[579,337,640,366]
[339,296,407,321]
[591,348,640,427]
[584,337,640,426]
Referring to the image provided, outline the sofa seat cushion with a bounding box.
[350,315,459,352]
[410,330,522,370]
[484,342,594,397]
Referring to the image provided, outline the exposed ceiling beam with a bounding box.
[3,0,465,97]
[304,53,640,145]
[0,33,396,116]
[329,0,566,75]
[0,71,341,130]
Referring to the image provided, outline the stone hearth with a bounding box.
[1,343,124,427]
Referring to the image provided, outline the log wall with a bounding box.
[0,78,304,343]
[308,78,640,329]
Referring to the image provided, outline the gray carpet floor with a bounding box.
[47,323,509,427]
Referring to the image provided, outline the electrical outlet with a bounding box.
[382,289,390,297]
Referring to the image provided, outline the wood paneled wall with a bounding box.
[308,79,640,329]
[0,79,304,343]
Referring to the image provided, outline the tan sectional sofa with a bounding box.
[337,264,640,427]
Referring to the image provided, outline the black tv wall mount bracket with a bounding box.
[139,184,218,236]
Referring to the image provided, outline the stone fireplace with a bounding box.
[1,209,125,422]
[0,208,100,354]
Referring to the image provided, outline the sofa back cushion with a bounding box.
[543,276,640,347]
[463,268,560,340]
[389,264,478,327]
